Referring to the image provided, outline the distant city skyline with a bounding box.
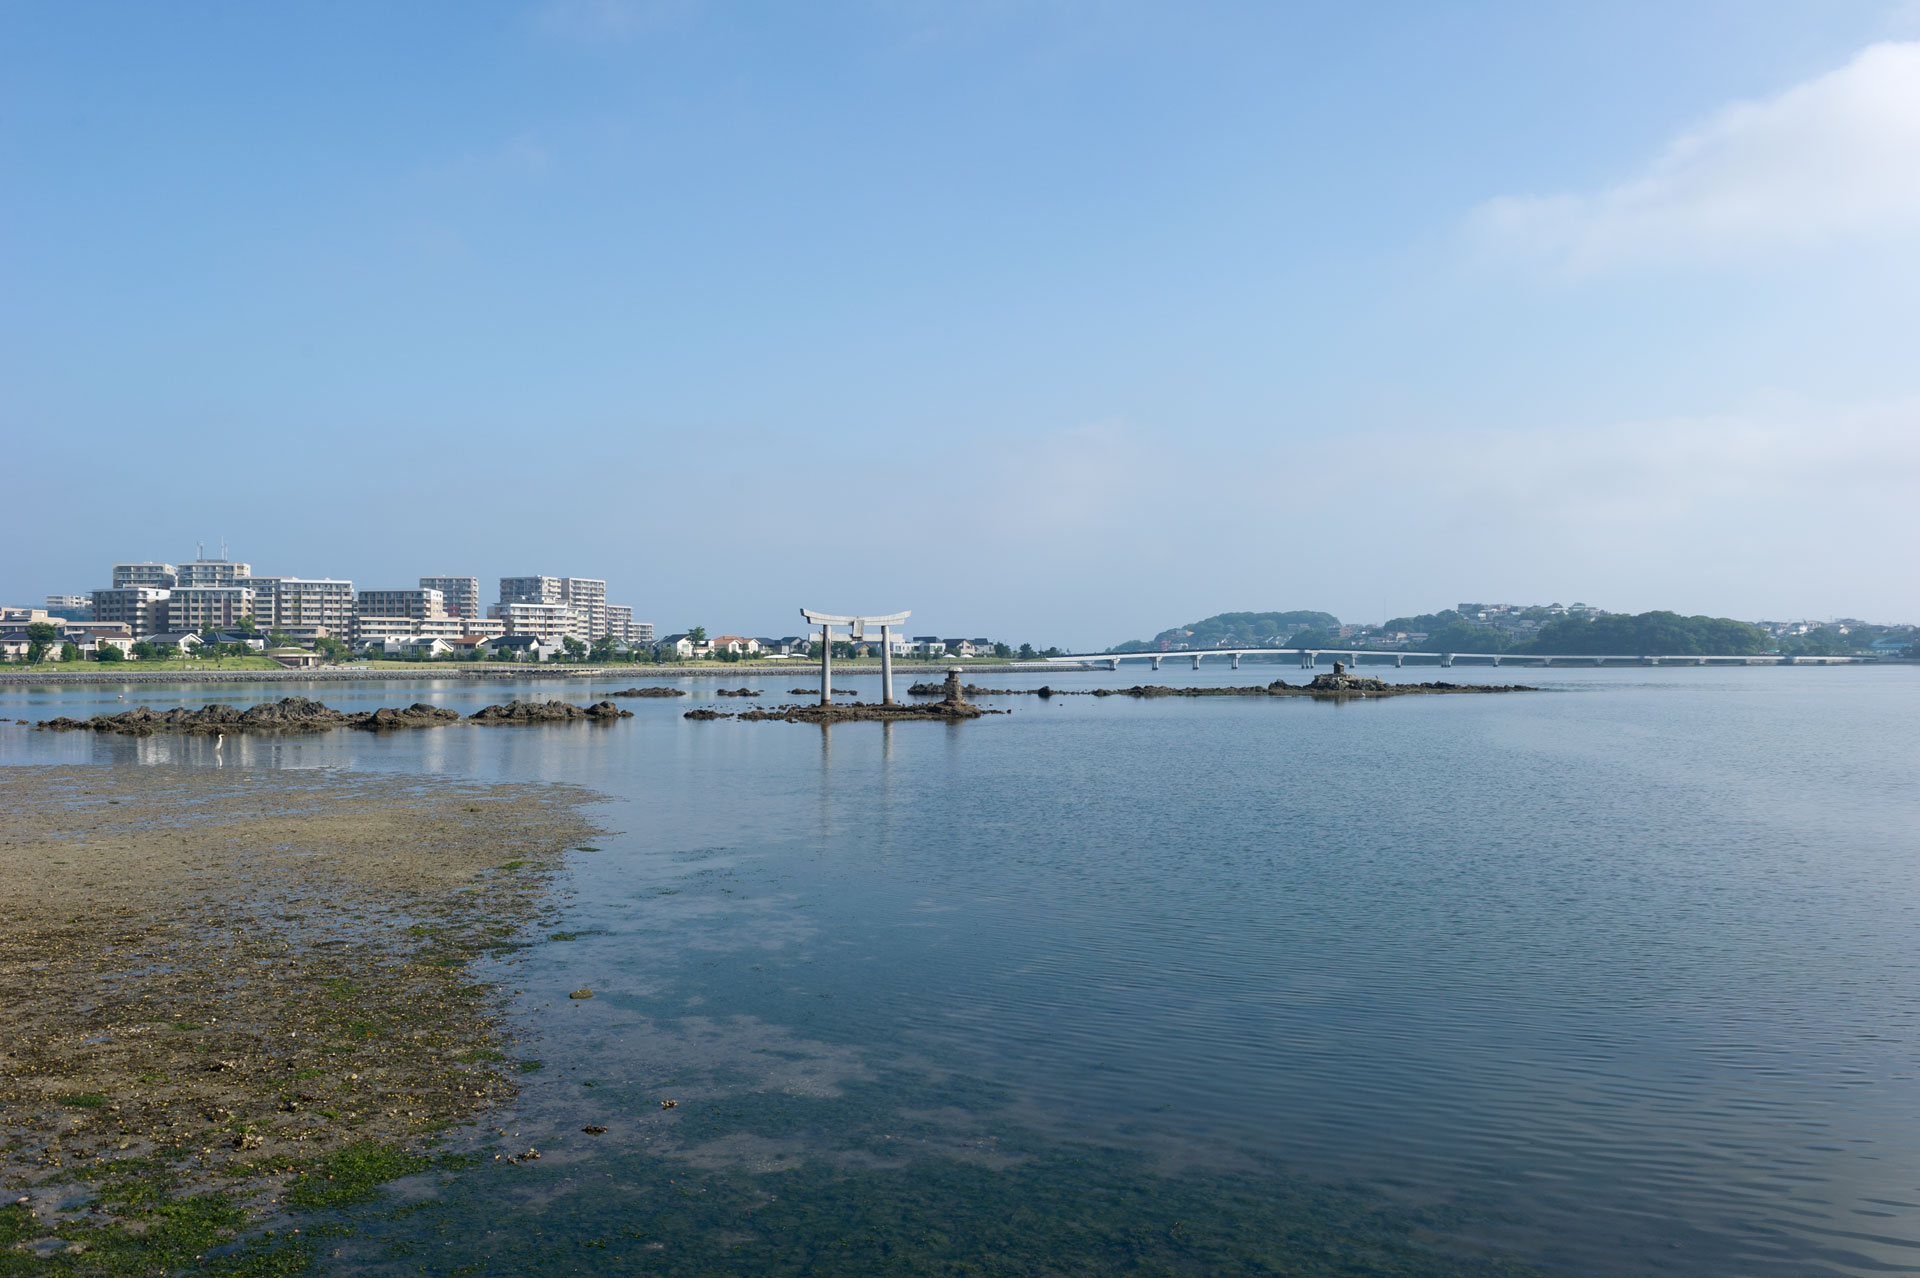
[5,3,1918,646]
[17,541,1906,653]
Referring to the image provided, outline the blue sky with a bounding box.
[4,1,1917,645]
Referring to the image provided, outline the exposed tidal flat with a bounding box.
[2,664,1918,1274]
[0,765,600,1272]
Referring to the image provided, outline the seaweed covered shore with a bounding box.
[0,765,601,1270]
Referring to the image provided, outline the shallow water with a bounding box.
[4,664,1917,1274]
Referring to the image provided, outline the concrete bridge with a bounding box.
[1046,648,1867,671]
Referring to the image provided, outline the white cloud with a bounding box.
[1472,42,1920,273]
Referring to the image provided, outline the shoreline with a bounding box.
[0,661,1078,687]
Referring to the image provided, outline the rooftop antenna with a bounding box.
[220,536,229,561]
[197,539,205,562]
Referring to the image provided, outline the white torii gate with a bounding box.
[800,608,910,706]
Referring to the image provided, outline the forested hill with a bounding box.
[1108,611,1340,653]
[1109,609,1774,655]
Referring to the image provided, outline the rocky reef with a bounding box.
[39,697,455,736]
[40,695,633,735]
[468,699,632,723]
[715,688,762,697]
[605,686,688,698]
[690,670,1003,724]
[910,663,1535,702]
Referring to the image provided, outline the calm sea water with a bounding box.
[4,664,1917,1275]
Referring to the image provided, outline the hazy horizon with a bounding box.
[6,2,1918,649]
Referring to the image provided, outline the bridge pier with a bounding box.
[1394,653,1403,668]
[1151,655,1162,671]
[1192,654,1203,670]
[1302,650,1317,669]
[1231,653,1240,669]
[1441,653,1453,668]
[1108,658,1122,671]
[1492,654,1501,667]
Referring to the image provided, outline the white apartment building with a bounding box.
[250,577,354,639]
[490,601,579,643]
[563,578,607,639]
[420,615,504,640]
[165,586,255,632]
[418,576,481,618]
[606,606,652,645]
[497,575,612,641]
[45,595,91,612]
[498,576,566,606]
[355,588,446,620]
[112,563,177,590]
[91,587,171,634]
[352,616,422,646]
[175,558,252,587]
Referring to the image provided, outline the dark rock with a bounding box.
[715,688,762,697]
[469,700,632,723]
[360,704,461,730]
[605,687,687,698]
[683,709,724,720]
[37,696,464,735]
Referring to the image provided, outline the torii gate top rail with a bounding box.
[802,609,911,705]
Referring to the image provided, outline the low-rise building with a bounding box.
[44,595,93,620]
[0,633,61,661]
[710,635,760,655]
[489,634,559,661]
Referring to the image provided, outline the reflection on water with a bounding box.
[4,664,1919,1275]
